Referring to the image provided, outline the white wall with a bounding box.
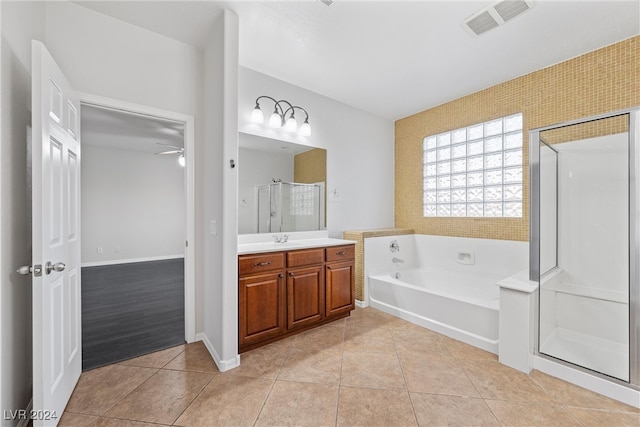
[221,11,240,367]
[80,144,184,264]
[0,1,45,422]
[45,2,202,118]
[557,134,628,293]
[43,0,207,332]
[45,0,239,373]
[238,146,294,234]
[364,235,528,287]
[238,67,395,238]
[200,10,240,370]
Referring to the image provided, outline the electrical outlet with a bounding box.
[97,247,103,254]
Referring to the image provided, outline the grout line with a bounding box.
[334,317,347,426]
[561,406,588,427]
[95,367,161,417]
[480,398,504,427]
[392,324,420,427]
[158,343,188,369]
[274,336,295,379]
[92,414,173,426]
[252,377,278,427]
[169,370,217,426]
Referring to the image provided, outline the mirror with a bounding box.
[238,132,327,234]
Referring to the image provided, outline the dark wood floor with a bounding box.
[81,258,185,370]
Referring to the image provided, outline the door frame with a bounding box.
[78,91,196,343]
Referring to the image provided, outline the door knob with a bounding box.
[17,264,43,277]
[45,261,66,275]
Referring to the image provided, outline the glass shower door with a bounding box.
[536,114,630,381]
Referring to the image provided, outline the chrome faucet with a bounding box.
[273,234,289,243]
[392,257,404,263]
[390,240,400,253]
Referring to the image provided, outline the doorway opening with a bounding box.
[78,96,195,370]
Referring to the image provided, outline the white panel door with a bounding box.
[31,40,81,426]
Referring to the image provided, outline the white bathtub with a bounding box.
[365,235,528,354]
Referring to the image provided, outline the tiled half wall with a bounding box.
[343,228,414,301]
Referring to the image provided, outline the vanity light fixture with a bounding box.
[251,96,311,136]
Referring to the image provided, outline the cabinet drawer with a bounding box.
[325,245,354,262]
[239,252,284,275]
[287,248,325,268]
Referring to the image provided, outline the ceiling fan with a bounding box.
[156,143,185,167]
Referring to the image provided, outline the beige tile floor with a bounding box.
[60,307,640,426]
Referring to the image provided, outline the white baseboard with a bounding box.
[355,299,368,308]
[81,254,184,268]
[534,355,640,409]
[195,333,240,372]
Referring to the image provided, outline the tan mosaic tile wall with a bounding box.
[343,228,414,301]
[295,148,327,226]
[395,36,639,242]
[294,148,326,183]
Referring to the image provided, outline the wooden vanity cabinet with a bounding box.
[287,265,324,329]
[238,252,285,346]
[325,245,356,318]
[286,248,325,330]
[239,244,355,352]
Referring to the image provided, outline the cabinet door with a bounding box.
[287,266,324,330]
[325,261,355,318]
[239,272,285,346]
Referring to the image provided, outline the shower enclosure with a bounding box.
[257,181,324,233]
[530,108,639,387]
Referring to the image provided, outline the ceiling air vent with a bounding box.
[465,10,500,36]
[463,0,535,36]
[494,0,532,22]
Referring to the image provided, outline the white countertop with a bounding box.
[238,238,356,255]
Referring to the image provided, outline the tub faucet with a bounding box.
[392,257,404,263]
[390,240,400,253]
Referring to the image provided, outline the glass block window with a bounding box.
[423,113,523,218]
[290,185,315,216]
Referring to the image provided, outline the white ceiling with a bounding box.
[74,0,640,121]
[81,104,184,154]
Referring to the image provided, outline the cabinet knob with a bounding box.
[288,272,294,276]
[327,266,332,270]
[278,273,283,278]
[254,261,272,266]
[337,251,347,256]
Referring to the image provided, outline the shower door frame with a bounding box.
[529,107,640,388]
